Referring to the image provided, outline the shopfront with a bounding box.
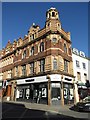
[15,74,74,105]
[63,83,74,104]
[63,77,74,104]
[16,83,48,104]
[16,76,48,104]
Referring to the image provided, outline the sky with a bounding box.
[2,2,88,57]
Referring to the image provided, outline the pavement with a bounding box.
[2,100,90,120]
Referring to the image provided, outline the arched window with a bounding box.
[31,46,34,55]
[40,59,45,72]
[53,58,57,70]
[40,42,44,52]
[52,12,55,17]
[64,43,67,53]
[49,13,51,18]
[64,59,68,72]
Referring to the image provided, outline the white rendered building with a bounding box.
[72,48,89,102]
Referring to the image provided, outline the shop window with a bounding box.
[40,42,44,52]
[40,59,45,72]
[53,58,57,70]
[19,89,23,98]
[25,88,30,99]
[64,59,68,72]
[41,88,47,98]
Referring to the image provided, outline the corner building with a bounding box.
[1,8,75,105]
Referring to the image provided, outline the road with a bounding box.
[0,102,88,120]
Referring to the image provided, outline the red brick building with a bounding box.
[0,8,75,105]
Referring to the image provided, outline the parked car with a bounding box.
[83,96,90,102]
[70,96,90,112]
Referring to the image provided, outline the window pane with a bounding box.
[31,46,34,55]
[64,44,67,53]
[52,38,57,43]
[30,62,34,74]
[40,42,44,52]
[64,60,68,72]
[40,59,45,72]
[52,12,55,17]
[82,62,86,69]
[16,66,18,76]
[76,60,80,67]
[53,59,57,70]
[22,65,26,76]
[22,50,26,59]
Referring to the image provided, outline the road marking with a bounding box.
[18,109,27,119]
[1,106,14,115]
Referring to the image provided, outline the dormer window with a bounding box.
[40,42,44,52]
[52,12,55,17]
[30,34,34,40]
[22,50,26,59]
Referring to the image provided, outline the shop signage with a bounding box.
[65,78,72,81]
[25,79,34,82]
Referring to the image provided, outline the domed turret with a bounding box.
[46,7,59,21]
[45,7,61,31]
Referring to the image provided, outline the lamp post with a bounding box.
[14,81,17,101]
[61,75,64,106]
[47,75,51,105]
[73,78,79,104]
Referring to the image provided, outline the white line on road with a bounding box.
[18,109,27,119]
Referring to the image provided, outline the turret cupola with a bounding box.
[45,7,61,31]
[46,7,59,21]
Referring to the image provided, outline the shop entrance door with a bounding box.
[51,87,61,105]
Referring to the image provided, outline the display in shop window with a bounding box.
[26,88,30,99]
[33,89,38,97]
[42,88,47,97]
[19,90,23,98]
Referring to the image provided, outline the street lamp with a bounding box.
[47,75,51,105]
[61,75,64,106]
[73,78,79,104]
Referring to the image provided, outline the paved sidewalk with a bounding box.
[3,100,89,119]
